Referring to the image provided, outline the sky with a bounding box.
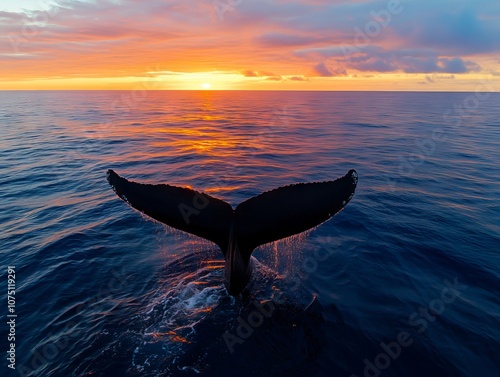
[0,0,499,90]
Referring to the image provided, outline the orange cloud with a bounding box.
[0,0,498,90]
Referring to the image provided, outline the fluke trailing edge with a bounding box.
[106,169,358,295]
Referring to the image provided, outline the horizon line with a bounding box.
[1,89,499,93]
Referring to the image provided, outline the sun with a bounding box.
[201,83,212,89]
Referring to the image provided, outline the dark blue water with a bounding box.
[1,91,499,377]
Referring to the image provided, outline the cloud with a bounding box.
[257,33,322,47]
[304,47,482,74]
[241,70,258,77]
[423,74,455,84]
[240,70,279,77]
[403,5,498,55]
[400,56,476,74]
[313,62,333,76]
[0,0,498,84]
[312,62,347,77]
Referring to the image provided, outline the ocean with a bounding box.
[1,90,499,377]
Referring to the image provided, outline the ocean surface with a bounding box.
[1,90,499,377]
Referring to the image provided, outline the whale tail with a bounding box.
[107,169,358,294]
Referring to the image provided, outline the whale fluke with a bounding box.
[106,169,233,251]
[107,169,358,295]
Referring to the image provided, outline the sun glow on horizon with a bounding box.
[0,65,497,91]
